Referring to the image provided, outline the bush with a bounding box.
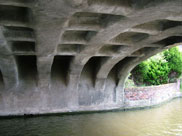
[132,60,170,85]
[144,60,170,85]
[164,47,182,82]
[131,47,182,86]
[131,61,148,86]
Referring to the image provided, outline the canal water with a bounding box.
[1,98,182,136]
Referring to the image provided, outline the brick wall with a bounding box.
[124,81,182,108]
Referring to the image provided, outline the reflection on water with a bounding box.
[1,98,182,136]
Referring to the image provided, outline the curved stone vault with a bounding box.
[0,0,182,115]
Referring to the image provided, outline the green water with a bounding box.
[1,98,182,136]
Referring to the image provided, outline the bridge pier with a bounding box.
[37,56,53,88]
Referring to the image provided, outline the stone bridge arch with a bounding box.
[0,0,182,115]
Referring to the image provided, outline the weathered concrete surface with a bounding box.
[1,0,182,115]
[125,81,182,109]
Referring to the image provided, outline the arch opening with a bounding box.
[106,57,137,103]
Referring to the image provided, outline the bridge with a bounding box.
[0,0,182,115]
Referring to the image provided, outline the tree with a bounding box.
[131,46,182,86]
[164,47,182,82]
[131,61,148,85]
[144,60,170,85]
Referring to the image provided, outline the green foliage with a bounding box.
[132,60,170,85]
[131,47,182,86]
[131,61,148,85]
[164,47,182,81]
[144,60,170,85]
[180,79,182,91]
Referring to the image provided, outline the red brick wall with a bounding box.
[125,82,180,101]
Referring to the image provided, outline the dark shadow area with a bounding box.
[99,45,128,55]
[16,56,37,83]
[51,56,73,86]
[88,0,131,7]
[154,36,182,46]
[62,30,97,43]
[111,32,149,44]
[0,70,4,89]
[57,44,85,54]
[0,5,32,24]
[133,19,182,31]
[3,26,35,41]
[80,57,109,86]
[10,41,35,52]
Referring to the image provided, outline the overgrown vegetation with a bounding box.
[131,47,182,86]
[164,47,182,82]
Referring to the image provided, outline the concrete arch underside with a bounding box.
[0,0,182,115]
